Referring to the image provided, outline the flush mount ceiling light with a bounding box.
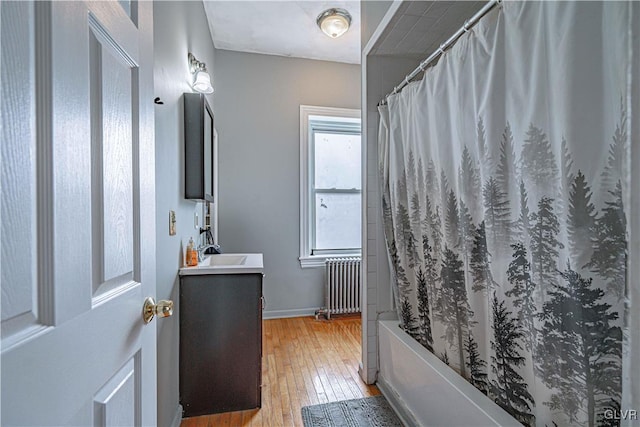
[188,52,214,94]
[317,8,352,39]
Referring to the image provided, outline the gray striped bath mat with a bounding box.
[301,395,403,427]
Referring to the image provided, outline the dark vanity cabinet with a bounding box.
[179,274,263,417]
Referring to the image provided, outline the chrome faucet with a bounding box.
[197,226,220,262]
[197,244,220,262]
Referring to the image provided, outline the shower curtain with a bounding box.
[378,2,634,426]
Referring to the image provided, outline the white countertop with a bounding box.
[179,253,264,276]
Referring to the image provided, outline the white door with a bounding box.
[1,1,158,425]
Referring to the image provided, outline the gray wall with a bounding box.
[213,50,361,318]
[361,0,393,50]
[153,2,215,426]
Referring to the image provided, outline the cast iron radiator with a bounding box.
[316,257,362,319]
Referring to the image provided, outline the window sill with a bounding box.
[299,254,361,268]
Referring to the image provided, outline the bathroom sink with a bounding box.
[179,253,263,275]
[205,254,247,266]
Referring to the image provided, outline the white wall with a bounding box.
[153,2,216,426]
[213,50,361,318]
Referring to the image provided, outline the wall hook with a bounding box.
[154,97,164,105]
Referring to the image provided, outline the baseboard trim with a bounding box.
[262,307,319,319]
[170,404,183,427]
[377,375,418,427]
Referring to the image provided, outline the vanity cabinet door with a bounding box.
[179,274,262,417]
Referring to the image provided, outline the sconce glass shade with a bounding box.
[188,52,214,94]
[317,8,352,38]
[192,70,214,94]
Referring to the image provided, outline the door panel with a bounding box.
[94,355,139,427]
[98,44,134,284]
[89,15,138,299]
[1,1,156,425]
[0,1,43,349]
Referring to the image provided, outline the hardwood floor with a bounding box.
[180,316,380,427]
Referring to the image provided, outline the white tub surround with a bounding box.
[378,320,519,427]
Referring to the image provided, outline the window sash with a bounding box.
[311,248,362,256]
[313,188,361,193]
[309,120,361,135]
[310,125,361,253]
[311,188,361,252]
[299,105,361,267]
[310,126,361,189]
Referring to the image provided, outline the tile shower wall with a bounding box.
[362,55,421,383]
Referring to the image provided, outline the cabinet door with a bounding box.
[184,93,214,202]
[180,274,262,417]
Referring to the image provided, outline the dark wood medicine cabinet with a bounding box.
[184,92,214,202]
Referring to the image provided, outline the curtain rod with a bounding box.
[378,0,501,106]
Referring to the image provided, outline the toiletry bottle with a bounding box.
[186,237,198,266]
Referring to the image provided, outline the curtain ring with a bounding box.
[463,19,470,33]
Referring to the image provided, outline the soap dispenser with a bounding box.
[186,237,198,267]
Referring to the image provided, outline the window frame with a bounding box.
[299,105,362,268]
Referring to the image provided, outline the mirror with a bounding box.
[184,93,214,202]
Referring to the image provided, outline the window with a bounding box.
[299,105,361,268]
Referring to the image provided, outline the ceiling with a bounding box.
[203,1,361,64]
[370,1,485,58]
[202,1,486,65]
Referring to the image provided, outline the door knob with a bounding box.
[143,297,174,324]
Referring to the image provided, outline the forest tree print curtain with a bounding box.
[378,2,634,426]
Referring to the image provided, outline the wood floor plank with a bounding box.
[305,322,341,403]
[227,410,242,426]
[289,320,321,407]
[321,322,360,400]
[179,417,198,427]
[242,409,260,427]
[272,319,294,426]
[219,411,232,427]
[274,316,307,425]
[180,316,379,427]
[308,319,355,402]
[267,353,285,426]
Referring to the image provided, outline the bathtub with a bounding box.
[377,320,520,426]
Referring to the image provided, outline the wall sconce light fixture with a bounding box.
[188,52,214,94]
[316,8,352,39]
